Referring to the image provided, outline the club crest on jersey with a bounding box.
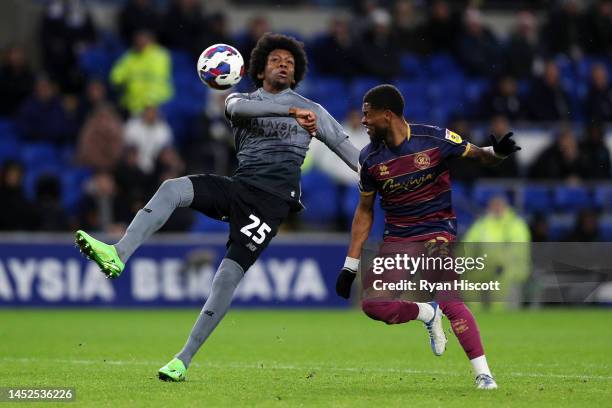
[414,152,431,170]
[379,164,389,176]
[445,129,463,144]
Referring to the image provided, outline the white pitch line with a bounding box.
[2,357,611,381]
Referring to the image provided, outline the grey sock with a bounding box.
[176,258,244,368]
[115,177,194,262]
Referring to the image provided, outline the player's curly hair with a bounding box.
[248,33,308,89]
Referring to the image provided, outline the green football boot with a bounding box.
[75,230,124,279]
[158,358,187,382]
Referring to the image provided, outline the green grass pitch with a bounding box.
[0,308,610,407]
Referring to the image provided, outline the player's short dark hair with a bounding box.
[363,84,405,117]
[248,33,308,89]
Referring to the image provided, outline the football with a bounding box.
[197,44,244,90]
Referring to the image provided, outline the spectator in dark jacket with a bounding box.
[33,174,69,231]
[527,61,571,121]
[237,16,270,72]
[457,8,501,77]
[311,16,358,77]
[39,0,97,93]
[542,0,586,58]
[480,76,526,121]
[160,0,207,58]
[504,11,539,79]
[580,0,612,55]
[17,76,78,144]
[585,63,612,122]
[392,0,420,53]
[579,123,611,179]
[354,9,401,80]
[118,0,161,45]
[0,160,36,231]
[204,12,232,46]
[564,210,601,242]
[419,0,457,54]
[0,45,35,116]
[529,126,583,180]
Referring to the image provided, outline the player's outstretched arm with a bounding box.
[225,94,317,134]
[312,106,360,172]
[225,93,293,119]
[336,192,375,299]
[464,132,521,166]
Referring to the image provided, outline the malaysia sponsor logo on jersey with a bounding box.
[414,152,431,170]
[445,129,463,144]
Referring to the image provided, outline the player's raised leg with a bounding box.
[361,298,447,355]
[75,176,194,278]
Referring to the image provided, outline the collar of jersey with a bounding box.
[259,87,292,98]
[385,122,411,153]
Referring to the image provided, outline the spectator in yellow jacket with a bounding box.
[110,30,173,115]
[463,195,531,308]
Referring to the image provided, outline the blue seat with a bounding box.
[342,186,360,225]
[349,77,381,108]
[0,138,20,164]
[300,169,339,225]
[300,77,349,119]
[399,53,424,78]
[190,213,230,233]
[548,214,575,241]
[79,47,112,78]
[554,186,592,211]
[594,185,612,211]
[472,185,511,208]
[599,215,612,241]
[427,53,463,78]
[61,168,93,211]
[24,167,61,200]
[20,143,60,170]
[521,185,552,213]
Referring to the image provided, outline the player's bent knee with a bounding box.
[361,300,399,325]
[225,243,256,272]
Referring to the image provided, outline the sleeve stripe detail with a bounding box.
[461,143,472,157]
[360,190,376,196]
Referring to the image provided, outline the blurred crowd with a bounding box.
[0,0,611,241]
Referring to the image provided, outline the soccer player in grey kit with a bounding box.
[74,33,359,381]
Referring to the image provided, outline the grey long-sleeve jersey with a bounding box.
[225,87,359,210]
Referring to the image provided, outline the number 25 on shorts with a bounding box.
[240,214,271,245]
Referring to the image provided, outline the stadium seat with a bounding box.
[599,214,612,241]
[427,53,463,78]
[20,143,60,171]
[594,185,612,211]
[554,186,592,211]
[0,138,20,164]
[399,53,425,79]
[520,185,553,213]
[349,77,381,109]
[61,168,93,212]
[300,76,349,119]
[547,214,575,241]
[300,169,339,225]
[342,186,360,225]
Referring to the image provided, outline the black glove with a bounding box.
[489,132,521,158]
[336,268,357,299]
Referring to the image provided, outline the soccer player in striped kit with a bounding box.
[336,84,521,390]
